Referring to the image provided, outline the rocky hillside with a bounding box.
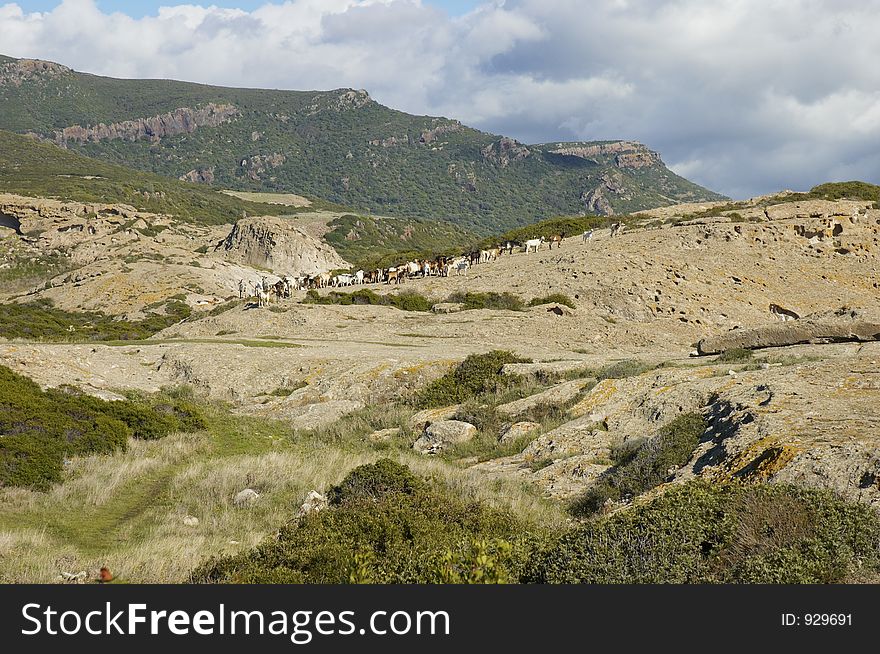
[0,55,724,234]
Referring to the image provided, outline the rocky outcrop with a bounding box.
[215,216,349,275]
[481,137,531,167]
[179,167,215,184]
[582,186,614,215]
[53,103,239,146]
[496,379,589,417]
[413,420,477,455]
[695,309,880,355]
[238,153,285,181]
[550,140,662,169]
[419,120,463,144]
[0,58,70,87]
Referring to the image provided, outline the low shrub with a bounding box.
[528,294,576,309]
[530,481,880,584]
[0,298,191,341]
[0,365,206,489]
[445,291,524,311]
[192,460,541,584]
[415,350,531,408]
[302,289,431,312]
[596,359,653,380]
[571,413,707,515]
[717,348,754,363]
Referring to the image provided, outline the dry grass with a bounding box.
[0,396,565,583]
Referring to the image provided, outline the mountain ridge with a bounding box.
[0,55,725,234]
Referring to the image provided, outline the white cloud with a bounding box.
[0,0,878,197]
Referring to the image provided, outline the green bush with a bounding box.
[327,458,424,505]
[0,365,206,489]
[302,289,431,312]
[596,359,653,380]
[0,298,191,341]
[415,350,530,408]
[571,413,706,515]
[530,481,880,584]
[717,348,754,363]
[192,460,541,584]
[528,294,576,309]
[446,291,524,311]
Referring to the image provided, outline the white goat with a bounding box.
[523,237,544,253]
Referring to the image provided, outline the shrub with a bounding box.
[0,365,206,489]
[446,291,524,311]
[192,461,541,584]
[718,347,754,363]
[302,289,431,312]
[596,359,653,380]
[415,350,530,408]
[571,413,707,515]
[327,458,424,505]
[0,298,191,341]
[530,481,880,584]
[528,294,576,309]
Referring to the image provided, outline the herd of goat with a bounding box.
[239,224,624,306]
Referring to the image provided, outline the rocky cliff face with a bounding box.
[551,140,663,169]
[216,216,349,275]
[53,103,240,146]
[481,137,531,167]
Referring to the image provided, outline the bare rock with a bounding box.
[499,421,542,443]
[297,490,328,518]
[216,216,349,275]
[410,404,461,429]
[496,379,589,417]
[182,515,199,526]
[431,302,465,314]
[413,420,477,455]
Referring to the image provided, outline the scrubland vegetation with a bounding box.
[0,298,191,341]
[1,346,879,585]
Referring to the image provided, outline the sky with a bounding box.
[0,0,878,199]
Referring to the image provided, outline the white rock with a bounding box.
[499,421,542,444]
[182,515,199,526]
[413,420,477,455]
[297,490,328,518]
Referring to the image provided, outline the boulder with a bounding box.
[182,515,199,527]
[233,488,260,507]
[409,404,461,429]
[297,490,328,518]
[413,420,477,455]
[499,421,542,443]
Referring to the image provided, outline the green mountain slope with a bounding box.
[0,55,726,234]
[0,130,295,224]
